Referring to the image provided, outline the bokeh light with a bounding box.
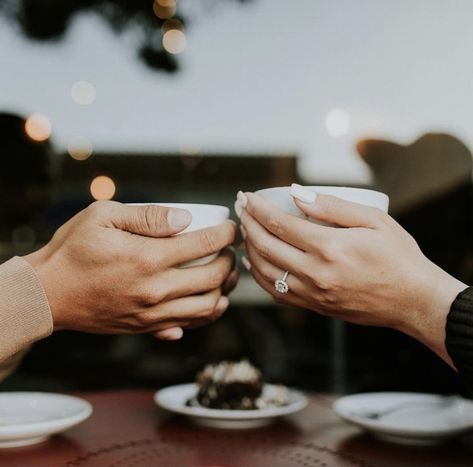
[24,113,52,142]
[161,18,183,34]
[90,176,116,200]
[67,137,93,161]
[163,29,186,54]
[71,81,96,105]
[325,109,351,137]
[156,0,176,6]
[153,1,176,19]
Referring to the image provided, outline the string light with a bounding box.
[67,137,93,161]
[71,81,96,105]
[325,109,350,137]
[24,114,52,142]
[90,176,116,200]
[163,29,186,54]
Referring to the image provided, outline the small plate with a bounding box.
[0,392,93,448]
[333,392,473,445]
[155,383,307,429]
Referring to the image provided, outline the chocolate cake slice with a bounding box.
[195,360,263,410]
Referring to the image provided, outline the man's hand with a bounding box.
[25,201,237,340]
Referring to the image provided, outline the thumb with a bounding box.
[290,184,384,228]
[102,202,192,237]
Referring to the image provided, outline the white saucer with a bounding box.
[333,392,473,445]
[155,383,307,429]
[0,392,93,448]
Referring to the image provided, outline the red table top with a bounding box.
[0,390,472,467]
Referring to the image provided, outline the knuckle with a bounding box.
[141,205,166,232]
[253,238,271,260]
[136,287,163,307]
[312,268,337,291]
[87,200,110,217]
[223,221,237,244]
[267,215,284,237]
[198,305,215,319]
[209,267,226,288]
[318,291,340,308]
[320,238,343,263]
[134,254,154,275]
[135,311,156,327]
[316,195,335,219]
[199,229,220,254]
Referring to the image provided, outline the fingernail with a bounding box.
[168,208,192,229]
[216,295,229,313]
[234,200,242,218]
[241,256,251,271]
[240,224,247,239]
[162,327,184,340]
[290,183,317,204]
[237,191,248,208]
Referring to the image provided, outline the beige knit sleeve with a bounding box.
[0,257,53,377]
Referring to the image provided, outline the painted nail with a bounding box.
[241,256,251,271]
[234,200,242,218]
[240,224,247,239]
[290,183,317,204]
[168,208,192,229]
[237,191,248,208]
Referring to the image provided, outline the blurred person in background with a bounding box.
[0,113,238,382]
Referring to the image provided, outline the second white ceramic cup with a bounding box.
[255,186,389,223]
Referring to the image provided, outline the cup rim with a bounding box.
[255,185,389,201]
[126,202,230,214]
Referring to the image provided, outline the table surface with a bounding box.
[1,390,473,467]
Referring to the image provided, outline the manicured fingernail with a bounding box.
[237,191,248,208]
[290,183,317,204]
[240,224,247,239]
[234,200,242,218]
[216,296,230,313]
[168,208,192,229]
[241,256,251,271]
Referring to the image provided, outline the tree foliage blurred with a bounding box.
[0,0,251,72]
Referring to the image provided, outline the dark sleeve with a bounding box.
[445,286,473,388]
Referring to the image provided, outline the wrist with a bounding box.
[23,247,67,332]
[402,261,467,367]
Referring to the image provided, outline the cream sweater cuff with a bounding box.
[0,256,53,362]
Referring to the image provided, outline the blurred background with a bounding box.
[0,0,472,396]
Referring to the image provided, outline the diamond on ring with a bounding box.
[274,271,289,294]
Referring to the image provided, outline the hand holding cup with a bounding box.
[25,201,237,340]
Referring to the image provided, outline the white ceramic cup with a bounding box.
[127,203,230,267]
[255,186,389,223]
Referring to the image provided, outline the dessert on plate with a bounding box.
[189,360,289,410]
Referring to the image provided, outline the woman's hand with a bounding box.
[236,187,467,367]
[25,201,237,340]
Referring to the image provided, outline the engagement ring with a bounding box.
[274,271,289,294]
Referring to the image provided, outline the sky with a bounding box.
[1,0,473,183]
